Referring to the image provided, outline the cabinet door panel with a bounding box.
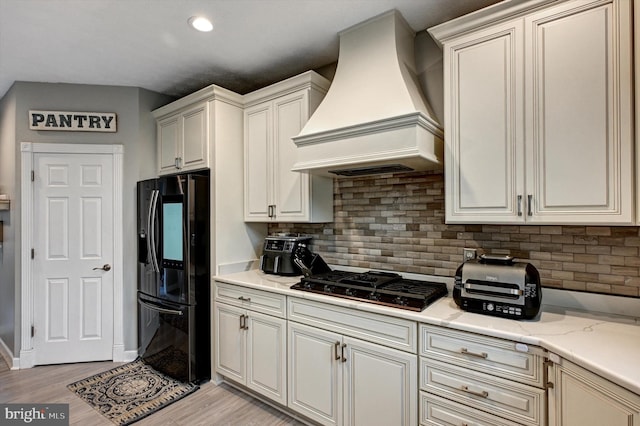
[158,117,179,174]
[182,105,207,169]
[525,0,633,223]
[214,303,245,383]
[246,312,287,405]
[344,337,417,426]
[288,322,342,426]
[445,20,524,223]
[244,104,272,220]
[274,92,309,220]
[550,358,640,426]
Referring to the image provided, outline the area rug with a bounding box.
[67,359,198,425]
[143,346,189,383]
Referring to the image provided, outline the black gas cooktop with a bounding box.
[290,270,447,312]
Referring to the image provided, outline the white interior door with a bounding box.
[32,151,114,364]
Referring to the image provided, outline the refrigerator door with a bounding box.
[137,292,195,383]
[137,178,160,297]
[157,173,209,305]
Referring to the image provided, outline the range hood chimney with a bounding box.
[292,10,444,177]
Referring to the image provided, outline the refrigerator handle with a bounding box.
[149,189,161,272]
[138,296,183,316]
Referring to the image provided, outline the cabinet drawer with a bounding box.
[421,358,545,426]
[288,297,417,353]
[215,281,286,318]
[420,324,544,387]
[420,391,523,426]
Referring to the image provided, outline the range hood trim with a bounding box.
[292,111,443,146]
[291,119,443,177]
[292,147,440,172]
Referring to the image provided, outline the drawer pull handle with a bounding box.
[460,348,488,359]
[334,341,341,361]
[238,296,251,302]
[460,385,489,398]
[341,343,347,363]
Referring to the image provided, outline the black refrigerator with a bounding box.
[137,170,210,384]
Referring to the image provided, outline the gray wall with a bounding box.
[0,86,18,354]
[0,82,173,358]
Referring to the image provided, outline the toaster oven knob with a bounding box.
[486,302,494,312]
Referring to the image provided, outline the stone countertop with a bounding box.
[213,269,640,395]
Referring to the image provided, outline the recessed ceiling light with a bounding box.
[188,16,213,32]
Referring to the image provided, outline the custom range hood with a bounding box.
[292,10,444,177]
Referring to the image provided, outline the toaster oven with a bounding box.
[453,255,542,319]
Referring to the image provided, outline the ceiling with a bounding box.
[0,0,501,100]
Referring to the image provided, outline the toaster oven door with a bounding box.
[462,280,525,305]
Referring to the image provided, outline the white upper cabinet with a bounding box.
[243,71,334,223]
[153,85,243,176]
[430,0,634,225]
[156,101,208,175]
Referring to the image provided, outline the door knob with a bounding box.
[93,264,111,271]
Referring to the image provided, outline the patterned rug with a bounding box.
[67,359,198,425]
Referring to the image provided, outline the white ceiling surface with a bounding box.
[0,0,500,100]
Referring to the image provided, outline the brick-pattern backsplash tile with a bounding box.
[269,171,640,298]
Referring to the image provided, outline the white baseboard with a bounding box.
[0,337,18,370]
[120,350,138,363]
[19,348,35,369]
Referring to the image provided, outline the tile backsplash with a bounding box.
[269,171,640,298]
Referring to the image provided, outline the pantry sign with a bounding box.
[29,110,117,132]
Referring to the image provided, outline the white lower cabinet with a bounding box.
[213,283,287,405]
[547,356,640,426]
[419,324,546,426]
[287,298,418,426]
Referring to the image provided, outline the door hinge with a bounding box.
[31,248,34,259]
[31,170,34,182]
[31,325,35,338]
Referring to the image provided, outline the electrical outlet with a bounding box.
[463,248,477,262]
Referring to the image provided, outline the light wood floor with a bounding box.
[0,359,304,425]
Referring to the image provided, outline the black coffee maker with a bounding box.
[259,234,312,275]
